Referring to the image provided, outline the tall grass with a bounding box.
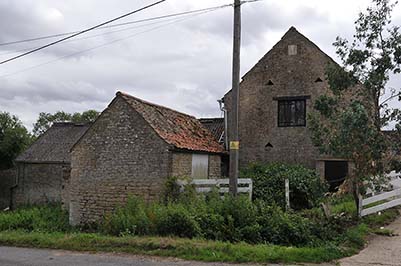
[0,205,70,232]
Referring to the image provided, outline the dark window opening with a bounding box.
[325,161,348,191]
[278,99,306,127]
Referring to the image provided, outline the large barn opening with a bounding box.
[324,161,348,191]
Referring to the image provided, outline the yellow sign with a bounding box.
[230,141,240,150]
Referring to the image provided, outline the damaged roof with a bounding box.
[117,91,225,154]
[16,122,90,163]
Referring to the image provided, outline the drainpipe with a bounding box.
[218,99,228,150]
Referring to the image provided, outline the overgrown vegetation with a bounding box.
[0,205,69,232]
[0,198,398,263]
[0,164,398,263]
[241,162,328,209]
[102,195,325,246]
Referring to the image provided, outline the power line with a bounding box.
[0,5,228,58]
[0,12,204,57]
[0,9,219,78]
[0,0,264,77]
[0,0,262,48]
[0,4,233,48]
[0,0,166,65]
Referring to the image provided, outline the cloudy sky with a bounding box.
[0,0,400,131]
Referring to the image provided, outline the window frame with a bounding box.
[274,96,310,127]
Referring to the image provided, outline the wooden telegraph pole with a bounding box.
[229,0,241,196]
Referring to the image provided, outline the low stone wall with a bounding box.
[0,168,16,209]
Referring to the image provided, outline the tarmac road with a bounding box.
[0,246,268,266]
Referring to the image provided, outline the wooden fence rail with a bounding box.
[359,187,401,217]
[177,178,253,200]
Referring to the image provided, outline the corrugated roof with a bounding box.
[118,92,225,154]
[199,118,224,143]
[16,122,90,163]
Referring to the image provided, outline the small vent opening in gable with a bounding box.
[266,80,274,85]
[315,77,323,82]
[288,44,297,55]
[265,142,273,148]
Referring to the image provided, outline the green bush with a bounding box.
[162,176,196,204]
[255,201,317,246]
[242,162,328,209]
[0,205,69,232]
[98,192,363,247]
[101,197,150,236]
[154,203,201,238]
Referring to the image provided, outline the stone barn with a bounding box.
[223,27,358,186]
[69,91,225,225]
[11,122,90,209]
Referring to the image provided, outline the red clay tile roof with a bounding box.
[117,91,225,154]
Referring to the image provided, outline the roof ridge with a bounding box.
[53,122,91,127]
[116,91,195,119]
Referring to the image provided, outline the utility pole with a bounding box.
[229,0,241,196]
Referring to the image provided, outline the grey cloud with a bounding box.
[183,2,329,47]
[0,0,400,132]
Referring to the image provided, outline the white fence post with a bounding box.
[358,194,363,218]
[285,178,290,211]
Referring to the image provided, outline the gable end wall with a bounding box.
[69,97,172,225]
[224,29,338,169]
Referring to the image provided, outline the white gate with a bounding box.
[359,187,401,217]
[177,178,253,200]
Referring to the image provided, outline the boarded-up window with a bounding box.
[288,44,297,55]
[191,154,209,179]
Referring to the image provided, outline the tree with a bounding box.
[33,110,99,137]
[0,112,33,169]
[309,0,401,214]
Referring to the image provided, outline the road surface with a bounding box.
[0,247,247,266]
[340,211,401,266]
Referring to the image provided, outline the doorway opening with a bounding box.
[324,161,348,191]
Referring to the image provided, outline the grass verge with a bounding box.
[0,230,344,263]
[0,205,398,264]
